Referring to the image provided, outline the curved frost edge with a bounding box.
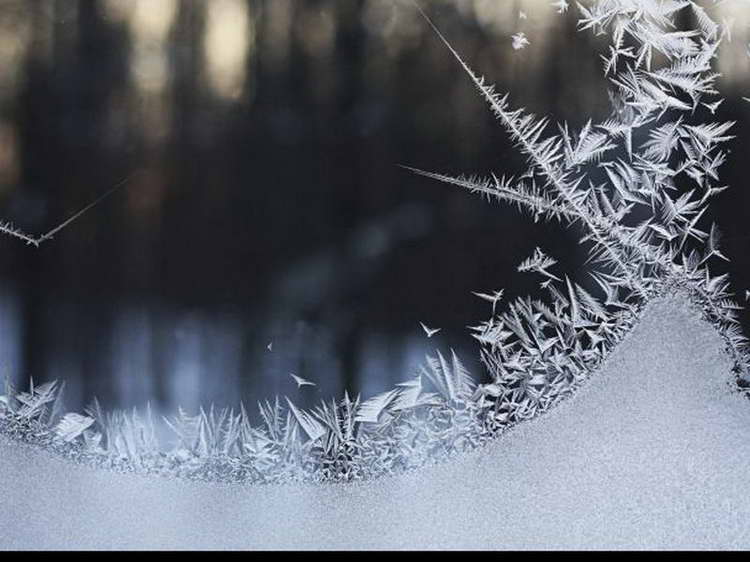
[0,282,745,485]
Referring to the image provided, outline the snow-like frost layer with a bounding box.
[1,296,749,550]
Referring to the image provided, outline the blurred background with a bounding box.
[0,0,748,416]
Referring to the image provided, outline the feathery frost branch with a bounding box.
[1,1,748,485]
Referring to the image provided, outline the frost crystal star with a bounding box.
[511,32,530,51]
[420,322,441,338]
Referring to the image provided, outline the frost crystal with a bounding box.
[511,32,530,50]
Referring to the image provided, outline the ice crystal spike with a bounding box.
[290,374,316,389]
[420,322,441,338]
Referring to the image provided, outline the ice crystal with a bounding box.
[552,0,570,13]
[512,32,530,50]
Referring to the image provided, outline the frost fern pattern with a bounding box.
[409,0,748,391]
[0,0,747,484]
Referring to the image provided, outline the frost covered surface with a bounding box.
[2,296,749,550]
[1,0,750,548]
[3,0,749,485]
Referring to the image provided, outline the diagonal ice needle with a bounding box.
[420,322,441,338]
[0,173,135,247]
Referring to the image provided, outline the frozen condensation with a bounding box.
[2,297,748,550]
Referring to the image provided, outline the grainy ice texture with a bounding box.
[1,296,749,550]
